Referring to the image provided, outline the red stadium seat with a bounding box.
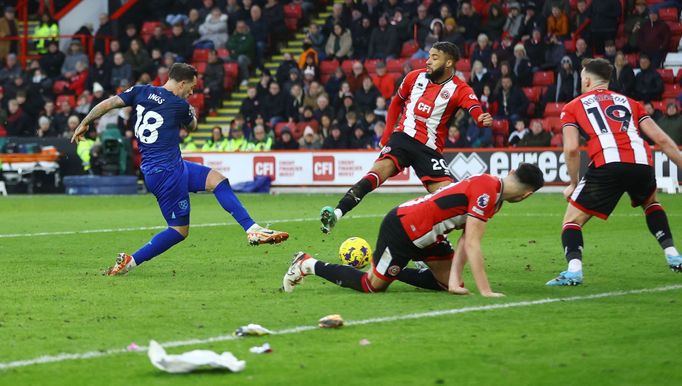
[193,77,204,90]
[662,84,681,99]
[192,48,210,62]
[320,74,331,84]
[625,53,638,68]
[274,122,295,137]
[410,58,426,70]
[52,80,71,95]
[192,62,207,74]
[216,48,230,59]
[669,35,682,52]
[526,102,536,117]
[400,41,418,57]
[550,133,563,147]
[455,58,471,72]
[386,58,406,73]
[563,40,576,53]
[188,93,205,112]
[56,95,76,110]
[285,17,298,31]
[283,3,302,19]
[657,68,675,84]
[491,119,509,135]
[543,117,563,134]
[667,21,682,35]
[659,7,679,22]
[390,72,403,83]
[341,59,354,75]
[522,87,542,103]
[533,71,555,86]
[141,21,161,36]
[223,62,239,78]
[364,59,381,73]
[223,76,235,91]
[544,102,565,117]
[320,59,339,75]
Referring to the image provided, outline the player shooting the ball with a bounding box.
[284,163,544,297]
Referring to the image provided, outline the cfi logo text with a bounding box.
[476,193,490,208]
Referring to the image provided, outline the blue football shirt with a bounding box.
[118,85,193,174]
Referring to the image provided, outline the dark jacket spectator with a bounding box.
[494,76,529,121]
[511,44,533,87]
[637,11,671,68]
[110,53,132,89]
[469,61,490,98]
[185,9,202,42]
[524,30,546,69]
[503,3,524,38]
[262,82,288,124]
[146,25,168,54]
[590,0,621,53]
[410,4,433,47]
[457,2,480,42]
[347,62,369,93]
[485,4,506,41]
[518,120,552,147]
[368,17,399,60]
[247,5,269,45]
[124,39,154,79]
[6,99,30,136]
[471,34,493,68]
[354,77,380,114]
[166,24,193,62]
[39,41,65,79]
[61,41,88,78]
[273,127,300,150]
[94,13,114,54]
[240,86,262,125]
[609,53,636,98]
[204,51,225,111]
[351,17,372,59]
[658,103,682,145]
[322,125,348,149]
[87,52,112,92]
[634,55,664,102]
[349,126,372,149]
[572,0,591,42]
[625,0,649,51]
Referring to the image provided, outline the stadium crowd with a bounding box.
[0,0,680,160]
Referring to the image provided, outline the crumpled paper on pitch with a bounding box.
[147,340,246,373]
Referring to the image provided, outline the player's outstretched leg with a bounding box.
[546,222,585,286]
[208,173,288,245]
[105,227,187,276]
[643,201,682,272]
[282,252,385,293]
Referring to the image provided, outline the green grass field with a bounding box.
[1,192,681,386]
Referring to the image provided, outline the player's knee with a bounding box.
[205,170,227,192]
[373,159,398,180]
[172,226,190,238]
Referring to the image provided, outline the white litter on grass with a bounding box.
[248,343,272,354]
[147,340,245,374]
[234,324,273,336]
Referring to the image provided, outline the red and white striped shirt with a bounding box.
[396,69,483,152]
[560,89,652,167]
[396,174,502,248]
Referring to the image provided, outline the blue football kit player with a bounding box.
[71,63,288,276]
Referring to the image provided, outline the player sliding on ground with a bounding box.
[71,63,288,276]
[319,41,493,234]
[546,58,682,286]
[285,164,544,296]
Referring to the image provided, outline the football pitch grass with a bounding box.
[1,192,681,386]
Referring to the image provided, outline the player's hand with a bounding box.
[70,122,89,144]
[563,183,576,200]
[480,291,505,297]
[449,286,470,295]
[478,113,493,127]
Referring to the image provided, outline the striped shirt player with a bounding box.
[319,42,493,234]
[546,58,682,287]
[285,165,544,297]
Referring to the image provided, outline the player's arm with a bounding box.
[457,87,492,128]
[448,233,470,295]
[187,105,198,132]
[70,96,126,143]
[460,216,504,297]
[562,124,581,199]
[640,117,682,168]
[380,95,404,146]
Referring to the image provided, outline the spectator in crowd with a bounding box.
[147,25,168,54]
[494,75,528,124]
[202,126,228,151]
[457,1,480,42]
[105,39,122,65]
[609,51,636,97]
[199,7,229,49]
[300,55,319,86]
[508,119,529,147]
[179,126,198,152]
[373,96,387,120]
[471,33,493,68]
[263,81,288,126]
[370,61,395,100]
[87,52,112,93]
[546,5,569,40]
[410,4,433,48]
[573,0,591,43]
[322,125,347,149]
[166,23,193,62]
[335,92,357,124]
[569,38,591,72]
[485,4,505,42]
[543,34,567,71]
[323,3,346,35]
[94,13,113,54]
[525,29,546,70]
[511,44,532,87]
[601,40,617,64]
[227,20,256,85]
[590,0,621,54]
[110,52,132,90]
[118,24,139,55]
[369,120,384,148]
[657,103,682,145]
[318,113,333,138]
[441,16,462,48]
[249,124,274,151]
[299,125,322,149]
[634,54,664,102]
[547,56,579,103]
[0,6,18,61]
[61,41,88,78]
[287,83,305,121]
[0,54,21,89]
[34,14,58,55]
[470,60,490,98]
[479,84,495,115]
[226,0,246,33]
[494,32,515,64]
[263,0,286,48]
[37,115,57,137]
[637,9,671,68]
[351,16,372,60]
[347,61,368,93]
[518,120,551,147]
[354,76,380,114]
[314,94,335,123]
[519,3,541,39]
[6,98,30,136]
[349,124,371,149]
[325,23,353,60]
[272,126,299,150]
[503,2,524,38]
[625,0,649,52]
[305,23,326,56]
[417,18,445,59]
[204,49,225,113]
[445,124,469,148]
[368,15,399,60]
[276,52,298,85]
[63,114,80,139]
[197,0,215,20]
[68,61,89,95]
[39,41,64,80]
[124,38,153,80]
[304,80,327,109]
[185,9,203,42]
[644,101,664,123]
[248,5,269,65]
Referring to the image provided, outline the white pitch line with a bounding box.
[1,284,680,371]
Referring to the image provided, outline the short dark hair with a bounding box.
[581,58,612,81]
[515,163,544,191]
[169,63,198,82]
[431,41,460,62]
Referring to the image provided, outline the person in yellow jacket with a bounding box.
[34,14,59,55]
[225,125,249,151]
[76,128,97,172]
[179,126,198,152]
[246,124,272,151]
[202,126,228,151]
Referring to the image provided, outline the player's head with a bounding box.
[503,163,545,202]
[168,63,198,98]
[426,41,459,81]
[580,58,612,93]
